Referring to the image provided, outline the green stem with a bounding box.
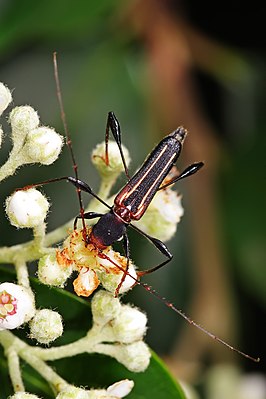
[0,330,26,352]
[0,331,68,394]
[30,325,103,361]
[14,258,30,288]
[0,242,40,264]
[0,151,24,182]
[6,348,25,392]
[20,349,68,393]
[32,222,47,249]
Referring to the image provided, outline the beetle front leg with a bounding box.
[114,233,131,297]
[74,211,103,230]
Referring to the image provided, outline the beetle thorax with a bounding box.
[113,204,132,223]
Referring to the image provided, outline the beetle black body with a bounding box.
[91,211,127,249]
[68,112,203,280]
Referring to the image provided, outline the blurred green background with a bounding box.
[0,0,265,397]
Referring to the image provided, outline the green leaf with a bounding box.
[0,0,115,54]
[0,267,185,398]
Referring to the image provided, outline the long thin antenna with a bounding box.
[98,251,260,363]
[53,52,86,233]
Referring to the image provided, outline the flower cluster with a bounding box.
[91,290,150,372]
[0,83,63,184]
[38,227,137,297]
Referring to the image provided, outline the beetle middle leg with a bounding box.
[130,224,173,277]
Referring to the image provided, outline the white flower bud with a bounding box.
[97,250,137,295]
[0,283,35,330]
[6,189,49,228]
[115,341,151,372]
[91,290,121,325]
[29,309,63,344]
[23,126,63,165]
[9,106,39,133]
[8,393,41,399]
[38,251,72,287]
[91,141,130,178]
[107,380,134,398]
[56,387,88,399]
[0,82,12,115]
[135,189,184,241]
[111,305,147,343]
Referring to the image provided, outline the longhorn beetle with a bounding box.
[23,53,259,363]
[69,114,203,295]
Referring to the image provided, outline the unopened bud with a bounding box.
[111,305,147,343]
[9,106,39,134]
[29,309,63,344]
[91,141,130,179]
[115,341,151,372]
[23,126,63,165]
[6,189,49,229]
[38,251,72,287]
[91,290,121,325]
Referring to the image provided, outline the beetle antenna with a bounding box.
[53,52,86,233]
[99,251,260,363]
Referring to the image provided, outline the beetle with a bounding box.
[67,111,203,293]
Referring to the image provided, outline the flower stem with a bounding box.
[14,258,30,288]
[30,325,103,361]
[20,349,68,393]
[6,348,25,392]
[0,151,24,182]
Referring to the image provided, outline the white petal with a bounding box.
[107,380,134,398]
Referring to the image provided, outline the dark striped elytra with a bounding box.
[114,127,186,221]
